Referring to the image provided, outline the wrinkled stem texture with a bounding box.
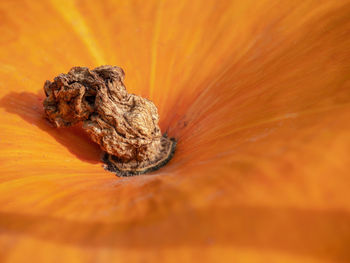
[43,65,175,176]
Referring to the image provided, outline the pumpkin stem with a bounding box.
[43,65,176,176]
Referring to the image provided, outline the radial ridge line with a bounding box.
[50,0,106,65]
[149,1,163,99]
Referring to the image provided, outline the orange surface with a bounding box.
[0,0,350,262]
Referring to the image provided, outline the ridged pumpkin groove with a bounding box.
[0,0,350,263]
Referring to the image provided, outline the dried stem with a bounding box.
[43,65,176,176]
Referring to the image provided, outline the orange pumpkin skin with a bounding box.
[0,0,350,262]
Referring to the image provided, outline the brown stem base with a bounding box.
[43,65,176,176]
[102,135,176,177]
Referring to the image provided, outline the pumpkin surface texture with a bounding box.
[0,0,350,262]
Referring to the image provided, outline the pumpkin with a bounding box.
[0,0,350,262]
